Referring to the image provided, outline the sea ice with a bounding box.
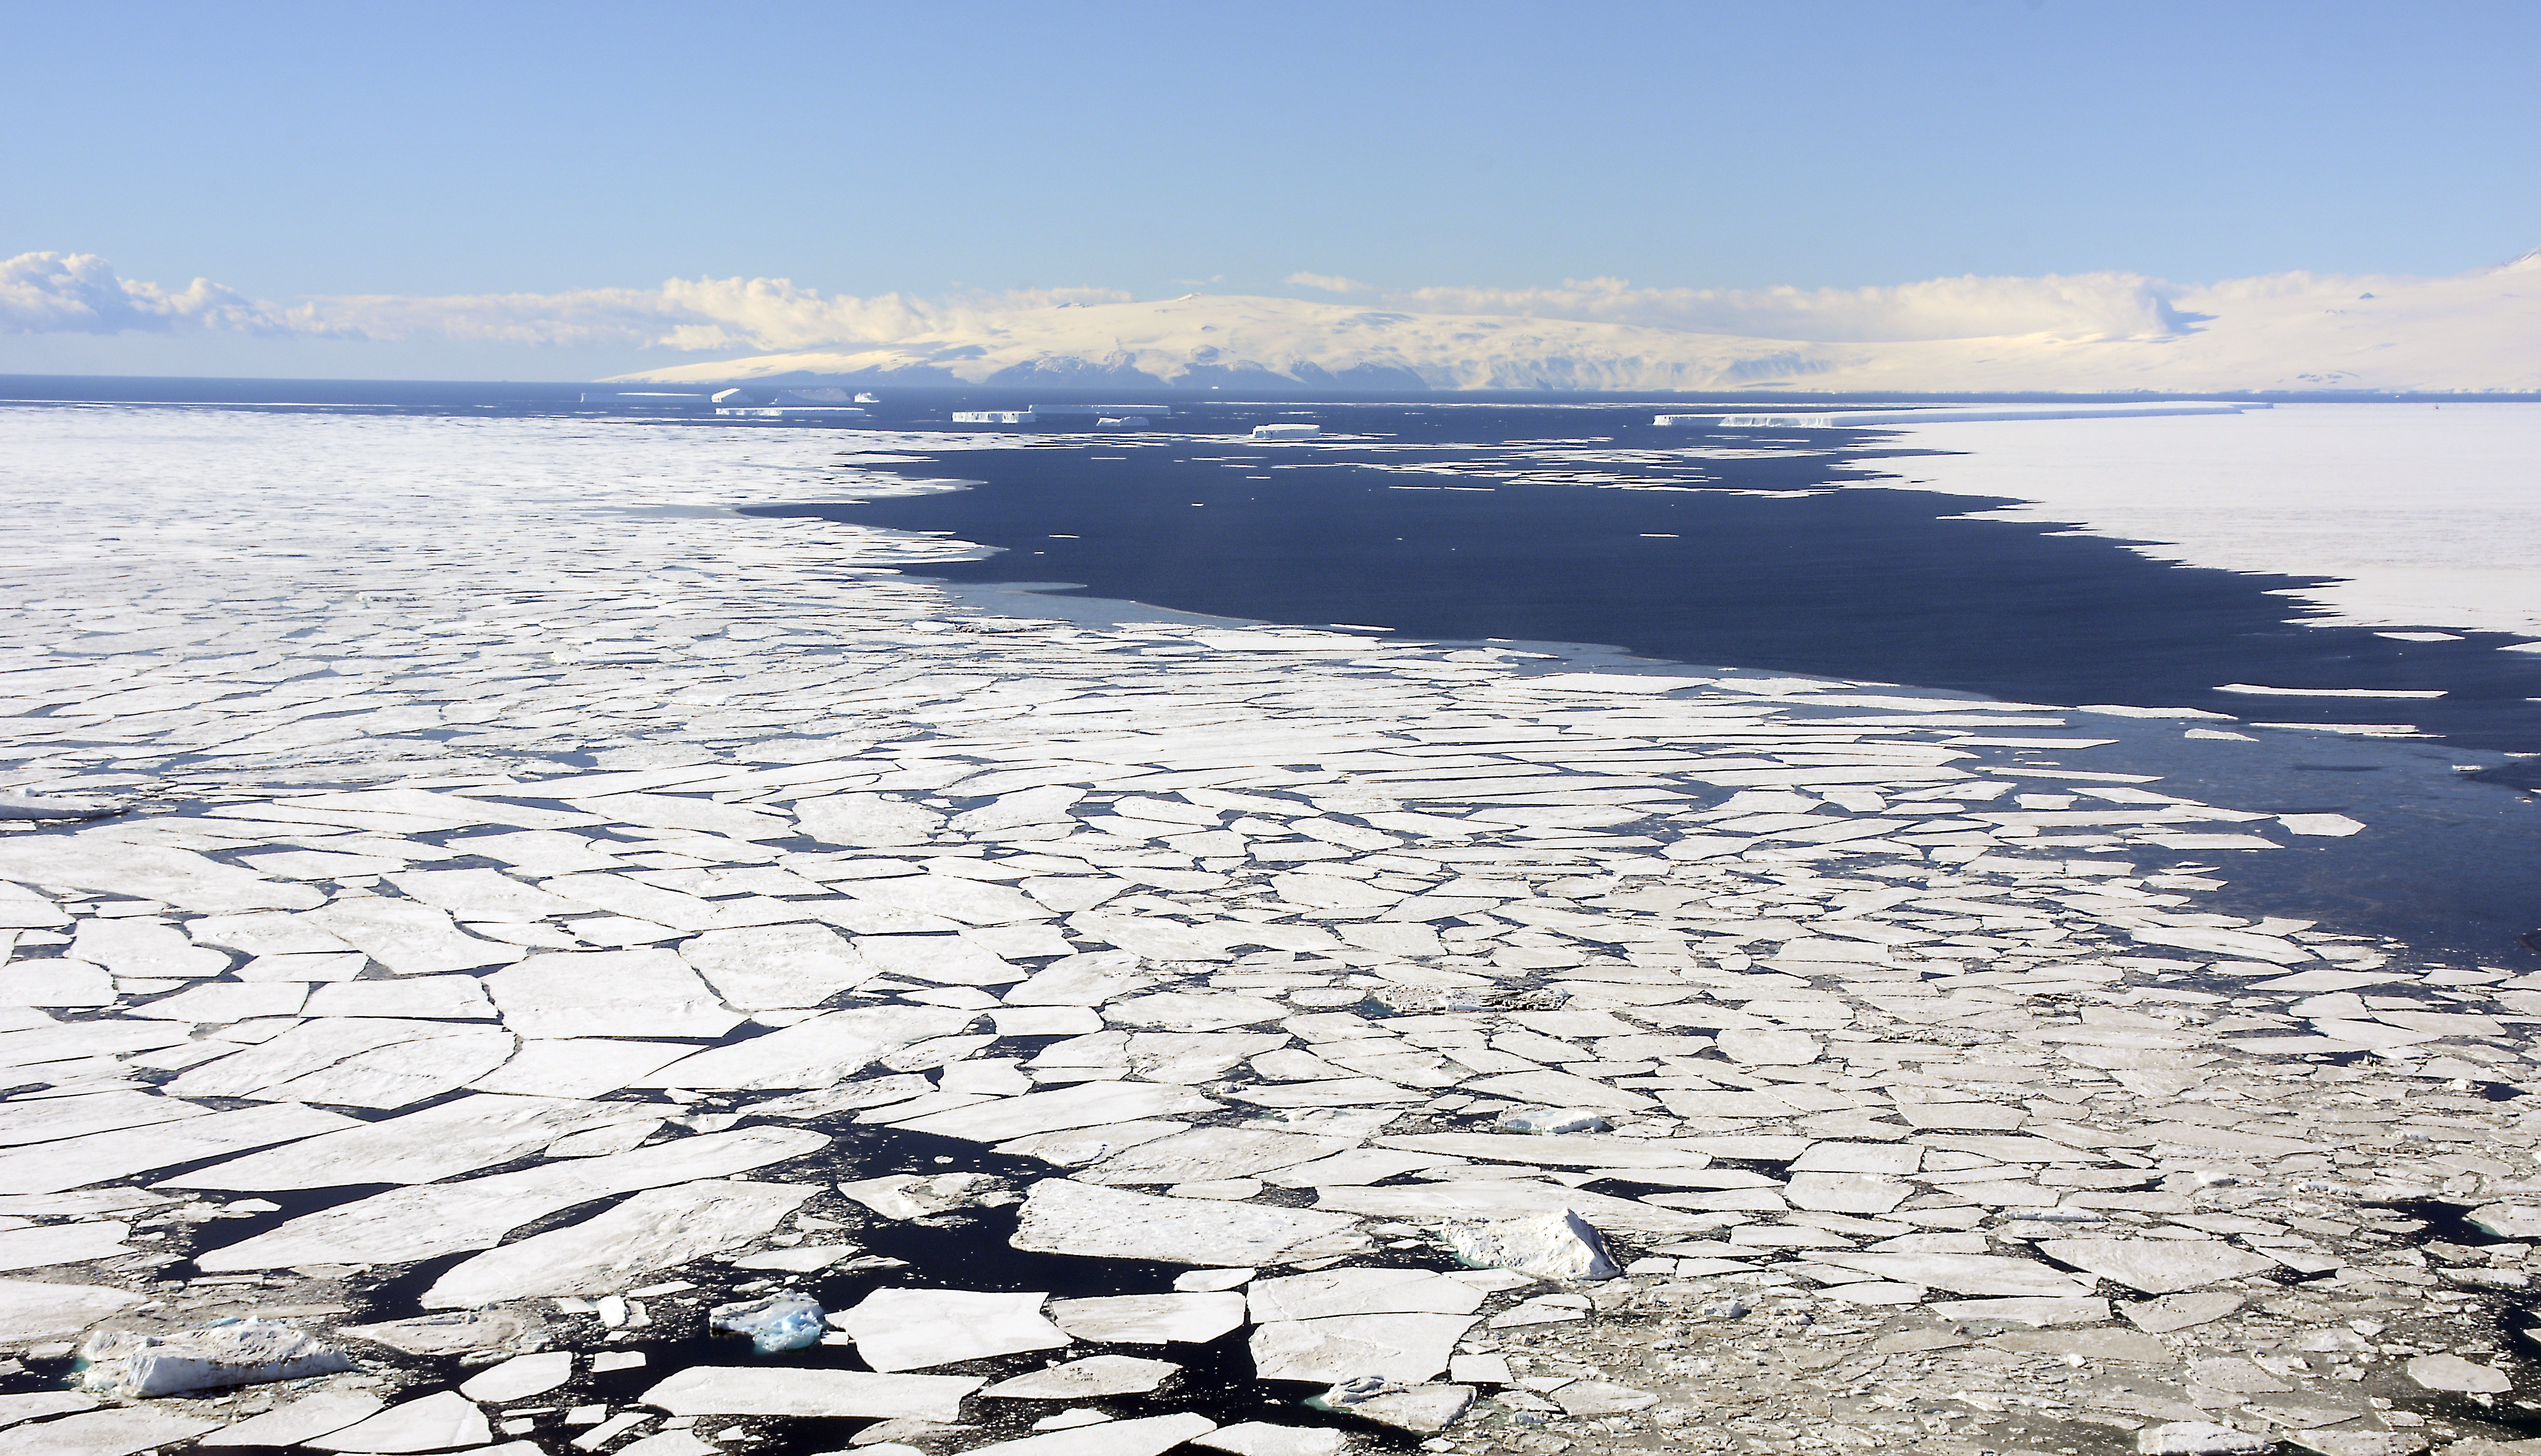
[197,1127,826,1270]
[0,1102,359,1195]
[836,1171,1009,1220]
[459,1350,574,1402]
[1193,1424,1350,1456]
[828,1288,1068,1371]
[164,1093,651,1190]
[981,1354,1180,1398]
[423,1179,815,1307]
[2034,1237,2279,1295]
[952,1412,1219,1456]
[1307,1376,1473,1433]
[1044,1292,1248,1344]
[642,1005,978,1090]
[640,1366,981,1420]
[75,1319,351,1398]
[12,1408,222,1456]
[708,1292,826,1354]
[305,1391,491,1453]
[1011,1178,1367,1265]
[1441,1210,1620,1281]
[196,1391,386,1447]
[677,923,873,1008]
[482,950,741,1039]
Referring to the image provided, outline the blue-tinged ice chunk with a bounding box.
[709,1292,827,1354]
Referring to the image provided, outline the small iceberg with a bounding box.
[78,1318,353,1398]
[709,1292,827,1354]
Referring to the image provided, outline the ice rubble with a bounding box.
[0,407,2532,1455]
[75,1318,351,1397]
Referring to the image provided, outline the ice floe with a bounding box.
[0,405,2530,1456]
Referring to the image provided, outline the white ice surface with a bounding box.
[423,1179,815,1307]
[1868,403,2541,637]
[639,1367,979,1421]
[0,404,2529,1448]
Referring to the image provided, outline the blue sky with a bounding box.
[5,0,2537,376]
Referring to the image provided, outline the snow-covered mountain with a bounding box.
[612,251,2541,394]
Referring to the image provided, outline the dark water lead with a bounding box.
[750,426,2541,753]
[751,429,2541,967]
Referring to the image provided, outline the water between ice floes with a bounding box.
[745,406,2541,967]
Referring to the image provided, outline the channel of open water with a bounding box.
[743,403,2541,969]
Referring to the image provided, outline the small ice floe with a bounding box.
[709,1292,827,1354]
[76,1318,352,1399]
[1549,1380,1660,1416]
[1193,1424,1348,1455]
[2469,1204,2541,1238]
[982,1354,1179,1399]
[1495,1106,1607,1135]
[2123,1293,2243,1334]
[1008,1178,1367,1265]
[1442,1209,1619,1281]
[0,792,123,822]
[302,1390,490,1453]
[1250,424,1319,439]
[196,1390,387,1448]
[334,1309,544,1356]
[1306,1375,1473,1433]
[2215,683,2446,698]
[640,1366,979,1421]
[826,1288,1068,1371]
[961,1412,1219,1454]
[2136,1421,2274,1454]
[1247,1268,1483,1385]
[458,1350,573,1402]
[2034,1236,2277,1295]
[837,1171,1011,1220]
[423,1178,816,1307]
[2406,1353,2513,1393]
[1047,1292,1248,1344]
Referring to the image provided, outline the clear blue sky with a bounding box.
[8,0,2537,305]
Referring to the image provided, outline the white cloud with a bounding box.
[12,250,2533,396]
[0,252,281,335]
[1285,271,1371,294]
[0,251,1129,354]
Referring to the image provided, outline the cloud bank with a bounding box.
[6,247,2536,392]
[1,253,277,335]
[0,251,1128,354]
[0,252,2216,353]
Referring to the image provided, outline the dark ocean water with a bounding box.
[737,404,2541,967]
[742,404,2541,752]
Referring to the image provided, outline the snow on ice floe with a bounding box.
[0,405,2533,1452]
[1864,401,2541,638]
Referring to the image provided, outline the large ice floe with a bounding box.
[0,403,2535,1456]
